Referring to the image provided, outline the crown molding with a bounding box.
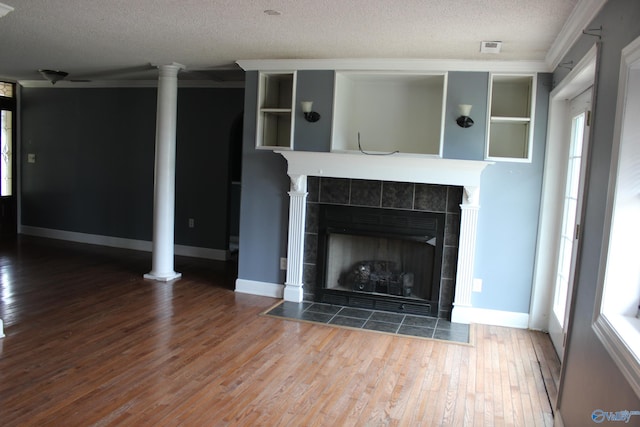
[18,80,244,89]
[237,58,550,73]
[545,0,607,70]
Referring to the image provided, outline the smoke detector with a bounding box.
[480,41,502,54]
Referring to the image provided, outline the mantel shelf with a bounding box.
[276,150,493,188]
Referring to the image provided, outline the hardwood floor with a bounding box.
[0,236,559,426]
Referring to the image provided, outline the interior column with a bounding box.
[144,63,184,282]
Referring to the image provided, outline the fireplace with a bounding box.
[276,151,492,324]
[316,204,445,316]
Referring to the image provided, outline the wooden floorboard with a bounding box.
[0,236,558,426]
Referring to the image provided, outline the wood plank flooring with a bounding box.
[0,236,559,426]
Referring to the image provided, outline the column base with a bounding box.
[144,271,182,282]
[451,305,472,324]
[283,283,303,302]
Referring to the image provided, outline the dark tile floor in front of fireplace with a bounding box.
[265,301,470,344]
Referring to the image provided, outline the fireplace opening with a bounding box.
[316,205,445,317]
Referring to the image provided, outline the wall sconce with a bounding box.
[456,104,474,128]
[301,101,321,123]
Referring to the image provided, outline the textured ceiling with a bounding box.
[0,0,582,83]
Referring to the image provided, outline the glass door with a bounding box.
[549,88,592,357]
[0,82,16,238]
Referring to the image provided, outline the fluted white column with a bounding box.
[451,185,481,323]
[144,63,184,282]
[283,174,307,302]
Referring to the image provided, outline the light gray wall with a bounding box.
[555,1,640,424]
[237,69,549,317]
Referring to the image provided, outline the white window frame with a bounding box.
[592,34,640,398]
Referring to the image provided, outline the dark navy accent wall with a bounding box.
[293,71,334,152]
[20,86,243,250]
[21,88,157,240]
[443,72,489,160]
[175,88,244,249]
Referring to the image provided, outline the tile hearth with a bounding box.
[265,301,470,344]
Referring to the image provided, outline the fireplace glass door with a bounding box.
[316,205,444,316]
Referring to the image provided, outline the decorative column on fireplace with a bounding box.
[278,151,492,323]
[283,174,307,302]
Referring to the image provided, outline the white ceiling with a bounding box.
[0,0,602,84]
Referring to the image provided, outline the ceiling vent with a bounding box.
[480,41,502,54]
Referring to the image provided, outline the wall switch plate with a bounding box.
[188,218,194,228]
[280,257,287,270]
[473,278,483,292]
[27,153,36,163]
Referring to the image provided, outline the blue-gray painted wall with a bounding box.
[473,75,550,313]
[237,72,290,284]
[21,87,244,251]
[237,69,550,316]
[554,1,640,424]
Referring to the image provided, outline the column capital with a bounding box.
[155,63,186,78]
[462,185,481,207]
[288,174,307,193]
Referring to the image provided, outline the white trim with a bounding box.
[235,279,284,299]
[451,306,530,329]
[19,226,229,260]
[529,44,598,331]
[0,318,4,338]
[237,58,550,73]
[545,0,607,70]
[174,244,229,261]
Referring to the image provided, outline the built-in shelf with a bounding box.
[331,72,447,156]
[486,74,536,162]
[256,72,296,150]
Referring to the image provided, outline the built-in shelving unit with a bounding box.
[486,74,536,162]
[331,72,447,156]
[256,71,296,150]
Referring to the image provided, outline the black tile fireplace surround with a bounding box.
[303,177,462,319]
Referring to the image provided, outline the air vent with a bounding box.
[480,41,503,54]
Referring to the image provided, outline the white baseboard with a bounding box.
[451,305,530,329]
[19,226,229,261]
[235,279,284,299]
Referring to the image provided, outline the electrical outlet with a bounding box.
[27,153,36,163]
[280,257,287,270]
[188,218,195,228]
[473,278,482,292]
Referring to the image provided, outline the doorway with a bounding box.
[548,88,592,356]
[529,44,598,349]
[0,81,16,239]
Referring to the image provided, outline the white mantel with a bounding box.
[276,150,493,324]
